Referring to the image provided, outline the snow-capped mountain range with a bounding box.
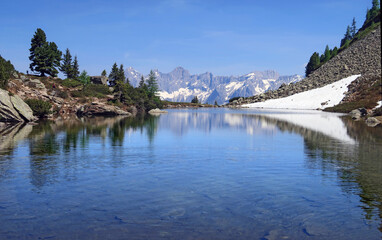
[125,66,302,104]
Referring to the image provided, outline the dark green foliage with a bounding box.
[72,56,79,79]
[139,76,145,88]
[60,48,73,78]
[332,47,338,57]
[71,84,110,98]
[191,96,199,103]
[229,96,241,103]
[118,64,127,84]
[305,52,320,77]
[101,69,107,77]
[340,26,352,47]
[147,70,159,97]
[29,28,62,77]
[214,100,218,106]
[78,70,90,85]
[323,45,331,62]
[351,18,357,38]
[61,78,82,88]
[0,55,15,89]
[108,63,119,87]
[25,99,52,117]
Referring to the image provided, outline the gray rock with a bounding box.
[350,108,367,119]
[10,95,36,121]
[27,79,46,89]
[90,76,108,85]
[0,88,35,122]
[148,108,168,114]
[365,117,381,127]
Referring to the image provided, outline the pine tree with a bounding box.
[214,100,218,106]
[323,45,331,62]
[101,70,107,76]
[60,48,73,78]
[72,56,79,79]
[191,96,199,104]
[147,70,159,97]
[29,28,62,77]
[370,0,380,19]
[331,47,338,58]
[351,18,357,38]
[139,75,145,88]
[118,64,127,84]
[340,26,352,47]
[108,63,119,86]
[305,52,320,77]
[78,70,90,85]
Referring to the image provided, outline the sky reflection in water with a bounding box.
[0,109,381,239]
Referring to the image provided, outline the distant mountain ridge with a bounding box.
[125,67,302,104]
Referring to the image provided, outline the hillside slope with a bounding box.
[233,25,381,107]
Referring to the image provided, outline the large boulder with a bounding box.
[90,76,108,85]
[77,102,132,117]
[0,88,36,122]
[350,108,367,120]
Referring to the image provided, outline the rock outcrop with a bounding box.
[148,108,168,115]
[90,76,108,85]
[231,27,381,107]
[0,88,36,122]
[77,102,132,117]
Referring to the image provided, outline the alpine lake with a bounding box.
[0,108,381,239]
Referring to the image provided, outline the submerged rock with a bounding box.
[365,117,381,127]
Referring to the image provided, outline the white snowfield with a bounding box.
[243,75,361,110]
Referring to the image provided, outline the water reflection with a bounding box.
[0,109,381,238]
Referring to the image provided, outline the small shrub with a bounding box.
[62,78,82,88]
[25,99,52,117]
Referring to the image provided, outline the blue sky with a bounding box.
[0,0,373,77]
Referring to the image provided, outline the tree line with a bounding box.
[305,0,380,77]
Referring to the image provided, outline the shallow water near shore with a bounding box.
[0,108,381,239]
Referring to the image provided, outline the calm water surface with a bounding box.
[0,108,381,239]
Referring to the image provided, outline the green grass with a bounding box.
[61,78,82,88]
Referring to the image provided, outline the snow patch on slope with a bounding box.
[243,75,361,110]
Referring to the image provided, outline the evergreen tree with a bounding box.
[191,96,199,104]
[305,52,320,77]
[147,70,159,97]
[101,69,107,77]
[340,25,352,47]
[78,70,90,85]
[139,75,145,88]
[351,17,357,38]
[108,63,119,86]
[0,55,15,89]
[29,28,62,77]
[331,47,338,58]
[370,0,380,19]
[118,64,127,84]
[214,100,218,106]
[60,48,73,78]
[323,45,331,62]
[72,56,79,79]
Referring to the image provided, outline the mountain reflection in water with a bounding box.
[0,109,381,239]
